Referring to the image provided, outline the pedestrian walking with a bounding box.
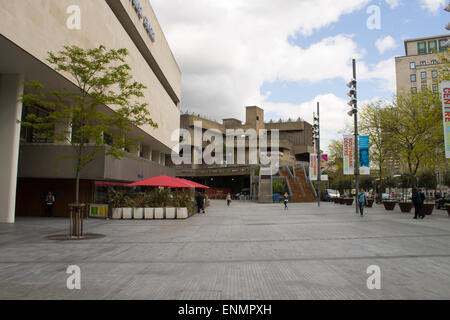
[357,188,366,217]
[226,193,231,207]
[45,191,55,217]
[412,187,420,219]
[419,189,426,219]
[283,192,289,210]
[195,192,205,214]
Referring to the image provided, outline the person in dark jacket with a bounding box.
[419,189,426,219]
[412,188,420,219]
[283,192,289,210]
[195,192,205,214]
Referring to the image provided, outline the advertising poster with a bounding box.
[321,154,328,181]
[359,136,370,175]
[309,154,318,181]
[343,135,354,175]
[441,81,450,159]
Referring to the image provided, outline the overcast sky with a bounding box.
[151,0,449,150]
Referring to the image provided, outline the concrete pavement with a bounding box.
[0,200,449,299]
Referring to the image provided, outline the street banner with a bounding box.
[343,135,354,175]
[320,154,328,181]
[309,154,318,181]
[359,136,370,175]
[441,81,450,158]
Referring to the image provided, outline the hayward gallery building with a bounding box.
[0,0,182,222]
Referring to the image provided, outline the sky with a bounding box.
[151,0,450,151]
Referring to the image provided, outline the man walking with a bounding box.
[419,189,426,219]
[195,192,205,214]
[412,188,420,219]
[357,188,366,217]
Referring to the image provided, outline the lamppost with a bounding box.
[312,103,321,206]
[347,59,359,214]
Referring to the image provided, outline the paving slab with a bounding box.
[0,200,449,299]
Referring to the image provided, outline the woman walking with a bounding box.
[357,188,366,217]
[226,193,232,207]
[283,192,289,210]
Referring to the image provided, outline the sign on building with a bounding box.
[441,81,450,159]
[343,135,354,175]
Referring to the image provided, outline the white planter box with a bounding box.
[122,208,133,220]
[177,207,188,219]
[154,208,165,219]
[165,208,176,219]
[112,208,122,219]
[133,208,144,220]
[144,208,154,219]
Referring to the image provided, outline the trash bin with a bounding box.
[273,193,280,203]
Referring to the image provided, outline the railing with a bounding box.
[301,163,318,200]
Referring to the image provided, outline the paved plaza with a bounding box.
[0,200,450,300]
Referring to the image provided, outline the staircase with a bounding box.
[258,167,273,203]
[280,166,316,203]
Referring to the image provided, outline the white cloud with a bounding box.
[420,0,446,13]
[385,0,401,8]
[262,94,352,152]
[152,0,396,127]
[375,35,398,54]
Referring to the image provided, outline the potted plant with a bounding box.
[382,200,397,211]
[108,189,132,219]
[133,193,147,220]
[366,197,374,208]
[445,203,450,217]
[398,201,413,213]
[418,169,437,216]
[173,191,193,219]
[422,200,435,215]
[150,188,171,219]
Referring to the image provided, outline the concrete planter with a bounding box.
[446,204,450,217]
[344,198,354,206]
[154,208,165,219]
[165,208,176,219]
[133,208,144,220]
[112,208,122,219]
[423,203,435,215]
[382,201,397,211]
[177,207,188,219]
[366,199,374,208]
[399,202,413,213]
[144,208,154,219]
[122,208,133,219]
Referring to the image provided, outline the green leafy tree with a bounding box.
[20,45,157,204]
[418,169,437,192]
[383,91,443,175]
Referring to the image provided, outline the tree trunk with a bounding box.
[75,170,80,205]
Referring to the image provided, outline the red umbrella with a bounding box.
[176,178,209,189]
[127,175,192,188]
[127,175,209,189]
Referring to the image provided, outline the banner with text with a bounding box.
[310,154,318,181]
[321,154,329,181]
[343,135,354,175]
[359,136,370,175]
[441,81,450,158]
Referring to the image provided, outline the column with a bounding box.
[0,74,24,223]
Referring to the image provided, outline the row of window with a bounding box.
[410,70,438,82]
[417,39,447,55]
[410,60,437,69]
[411,84,439,94]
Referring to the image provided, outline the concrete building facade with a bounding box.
[395,34,449,95]
[0,0,182,221]
[174,106,315,200]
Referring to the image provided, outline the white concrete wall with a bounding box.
[0,0,181,152]
[0,74,24,223]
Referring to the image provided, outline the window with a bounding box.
[410,62,416,69]
[421,84,428,92]
[410,74,416,82]
[20,104,54,143]
[439,39,448,52]
[432,84,438,93]
[428,40,437,53]
[411,87,417,94]
[421,71,427,79]
[431,59,437,65]
[432,70,438,79]
[420,61,426,66]
[418,42,426,54]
